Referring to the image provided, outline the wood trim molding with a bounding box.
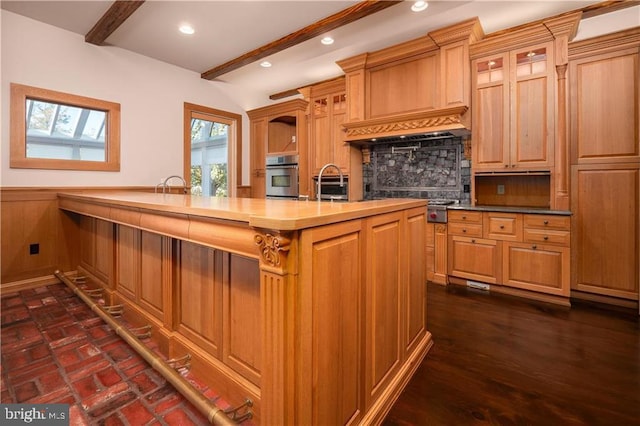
[201,0,403,80]
[342,106,469,141]
[85,1,146,45]
[568,27,640,58]
[429,17,484,46]
[246,98,309,120]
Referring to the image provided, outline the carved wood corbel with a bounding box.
[254,232,292,270]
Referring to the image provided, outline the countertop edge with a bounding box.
[448,205,572,215]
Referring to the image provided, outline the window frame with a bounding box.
[10,83,121,171]
[183,102,242,197]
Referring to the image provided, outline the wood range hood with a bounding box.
[341,105,470,145]
[337,17,482,146]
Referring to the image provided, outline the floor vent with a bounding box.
[467,280,490,291]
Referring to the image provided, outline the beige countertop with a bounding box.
[57,191,426,231]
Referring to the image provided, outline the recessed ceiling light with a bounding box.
[179,24,195,35]
[411,1,429,12]
[321,36,334,45]
[260,61,272,68]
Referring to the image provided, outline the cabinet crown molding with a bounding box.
[470,12,581,59]
[429,17,484,46]
[247,98,309,119]
[569,26,640,58]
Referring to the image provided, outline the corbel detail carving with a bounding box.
[254,232,291,268]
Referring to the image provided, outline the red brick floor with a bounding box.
[1,283,251,425]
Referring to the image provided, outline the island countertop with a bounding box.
[57,191,426,231]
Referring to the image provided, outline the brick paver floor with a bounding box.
[1,283,249,425]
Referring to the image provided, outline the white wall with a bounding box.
[1,10,251,188]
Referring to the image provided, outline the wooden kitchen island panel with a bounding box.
[57,191,432,425]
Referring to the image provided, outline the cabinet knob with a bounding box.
[462,216,467,220]
[499,225,505,229]
[532,245,537,250]
[543,220,549,225]
[543,236,549,241]
[471,239,476,243]
[511,164,516,168]
[504,164,509,168]
[462,229,467,233]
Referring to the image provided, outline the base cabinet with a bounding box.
[448,210,571,298]
[448,236,501,284]
[503,242,569,296]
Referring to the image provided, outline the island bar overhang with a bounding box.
[56,191,433,425]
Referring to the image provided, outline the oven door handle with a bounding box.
[266,165,298,169]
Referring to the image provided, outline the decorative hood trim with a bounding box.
[342,106,469,144]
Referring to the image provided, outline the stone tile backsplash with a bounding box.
[363,137,470,202]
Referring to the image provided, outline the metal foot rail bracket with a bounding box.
[54,270,240,425]
[225,399,253,423]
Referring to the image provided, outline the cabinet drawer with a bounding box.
[484,213,522,241]
[524,214,570,230]
[523,229,570,246]
[448,210,483,224]
[448,222,483,237]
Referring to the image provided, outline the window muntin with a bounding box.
[10,83,120,171]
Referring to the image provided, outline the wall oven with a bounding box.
[266,154,299,199]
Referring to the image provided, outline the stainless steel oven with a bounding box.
[266,154,299,199]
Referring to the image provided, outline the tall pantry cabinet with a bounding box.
[568,28,640,307]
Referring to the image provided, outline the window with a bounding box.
[184,103,241,197]
[10,83,120,171]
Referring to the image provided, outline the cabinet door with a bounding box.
[332,93,350,174]
[570,47,640,165]
[311,95,333,174]
[472,53,510,170]
[572,165,639,300]
[510,43,554,169]
[250,118,266,198]
[448,235,501,284]
[503,242,569,296]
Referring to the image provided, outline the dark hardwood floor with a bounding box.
[384,283,640,426]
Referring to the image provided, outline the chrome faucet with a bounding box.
[317,163,344,202]
[158,175,188,194]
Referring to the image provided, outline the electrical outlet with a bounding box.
[29,243,39,255]
[497,184,505,195]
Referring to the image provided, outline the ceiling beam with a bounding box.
[201,0,404,80]
[85,0,146,45]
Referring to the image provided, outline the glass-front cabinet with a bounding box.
[472,42,555,172]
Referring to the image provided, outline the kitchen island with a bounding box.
[57,192,432,425]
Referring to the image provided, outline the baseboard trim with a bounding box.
[0,271,78,295]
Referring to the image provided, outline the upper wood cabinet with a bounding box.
[472,42,555,171]
[307,78,349,175]
[247,99,309,198]
[569,29,640,165]
[301,78,364,200]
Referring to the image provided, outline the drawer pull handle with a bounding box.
[532,245,537,250]
[462,229,467,233]
[543,236,549,241]
[543,220,549,225]
[499,225,505,229]
[471,239,476,243]
[462,216,467,220]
